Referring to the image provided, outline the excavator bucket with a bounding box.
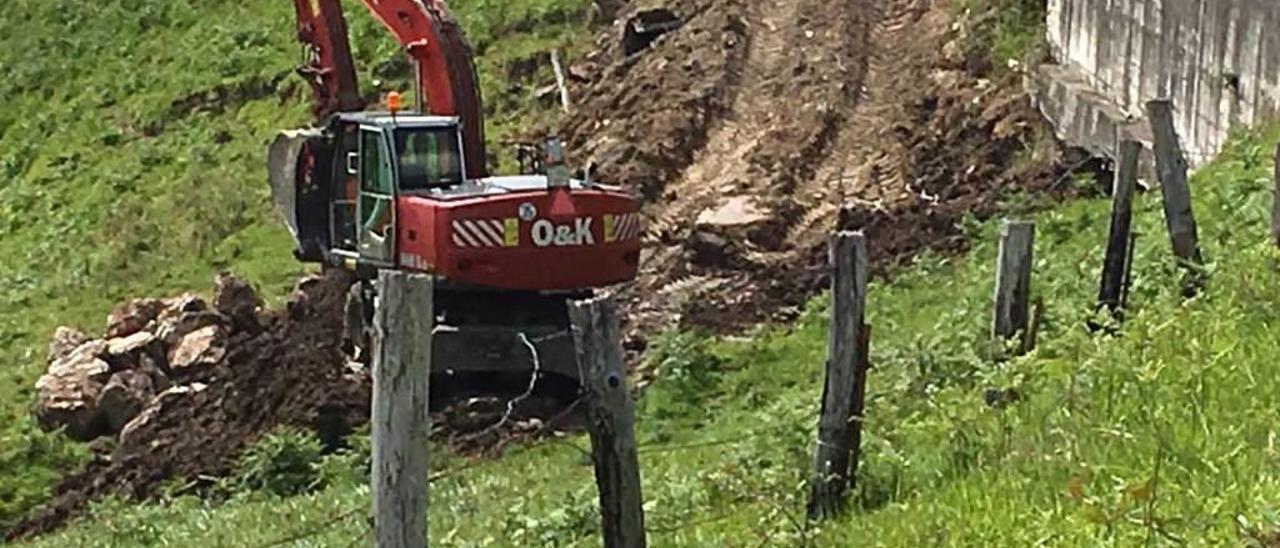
[267,130,312,240]
[267,129,330,261]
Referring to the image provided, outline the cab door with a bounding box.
[329,121,360,255]
[357,127,396,265]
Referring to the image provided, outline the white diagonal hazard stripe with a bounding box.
[465,220,496,246]
[628,213,642,240]
[613,213,643,241]
[452,218,507,248]
[457,222,482,247]
[477,219,503,245]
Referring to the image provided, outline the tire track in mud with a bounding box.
[559,0,1067,345]
[785,0,940,253]
[629,0,873,331]
[641,0,812,319]
[559,0,751,206]
[647,0,807,240]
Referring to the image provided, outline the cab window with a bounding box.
[395,128,463,190]
[360,129,393,194]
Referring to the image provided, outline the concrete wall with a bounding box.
[1035,0,1280,166]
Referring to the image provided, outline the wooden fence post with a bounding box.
[1121,231,1139,310]
[807,231,870,520]
[992,220,1035,355]
[1146,99,1205,294]
[1272,143,1280,247]
[1095,140,1141,324]
[569,297,646,548]
[371,271,433,548]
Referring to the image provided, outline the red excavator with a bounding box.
[267,0,642,391]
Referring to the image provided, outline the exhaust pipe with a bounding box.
[544,137,570,189]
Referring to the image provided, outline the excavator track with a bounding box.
[341,274,586,409]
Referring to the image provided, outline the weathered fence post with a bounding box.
[371,271,433,548]
[992,220,1035,355]
[1146,99,1205,294]
[1095,140,1141,324]
[1121,231,1139,311]
[569,297,646,548]
[807,231,870,520]
[1272,143,1280,247]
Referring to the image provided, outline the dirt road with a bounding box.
[564,0,1066,349]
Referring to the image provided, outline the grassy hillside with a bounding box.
[0,0,595,530]
[19,124,1280,546]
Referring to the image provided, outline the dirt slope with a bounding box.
[560,0,1067,348]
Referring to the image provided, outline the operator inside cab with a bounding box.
[395,128,463,190]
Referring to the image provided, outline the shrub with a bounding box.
[639,331,725,423]
[228,427,326,498]
[315,426,373,488]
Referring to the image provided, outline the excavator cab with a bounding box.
[329,114,465,266]
[269,113,470,267]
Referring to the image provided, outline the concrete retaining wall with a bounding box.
[1035,0,1280,166]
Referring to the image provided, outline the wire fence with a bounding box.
[256,506,366,548]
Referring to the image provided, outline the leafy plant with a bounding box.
[315,425,373,488]
[639,330,726,425]
[227,428,326,498]
[952,0,1049,72]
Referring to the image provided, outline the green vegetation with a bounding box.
[19,123,1280,545]
[223,428,327,498]
[452,0,602,170]
[0,0,594,530]
[952,0,1049,70]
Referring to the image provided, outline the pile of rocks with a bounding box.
[8,269,374,540]
[34,274,262,443]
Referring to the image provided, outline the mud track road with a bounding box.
[561,0,1068,357]
[634,0,872,329]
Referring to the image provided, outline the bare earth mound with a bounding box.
[7,271,369,540]
[558,0,1070,350]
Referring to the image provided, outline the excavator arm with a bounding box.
[291,0,363,115]
[290,0,488,179]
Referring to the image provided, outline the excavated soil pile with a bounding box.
[8,271,369,540]
[11,271,579,538]
[561,0,750,202]
[557,0,1073,345]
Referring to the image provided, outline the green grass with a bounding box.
[0,0,593,530]
[19,123,1280,546]
[953,0,1049,70]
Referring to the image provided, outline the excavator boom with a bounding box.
[291,0,363,115]
[290,0,488,178]
[359,0,487,178]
